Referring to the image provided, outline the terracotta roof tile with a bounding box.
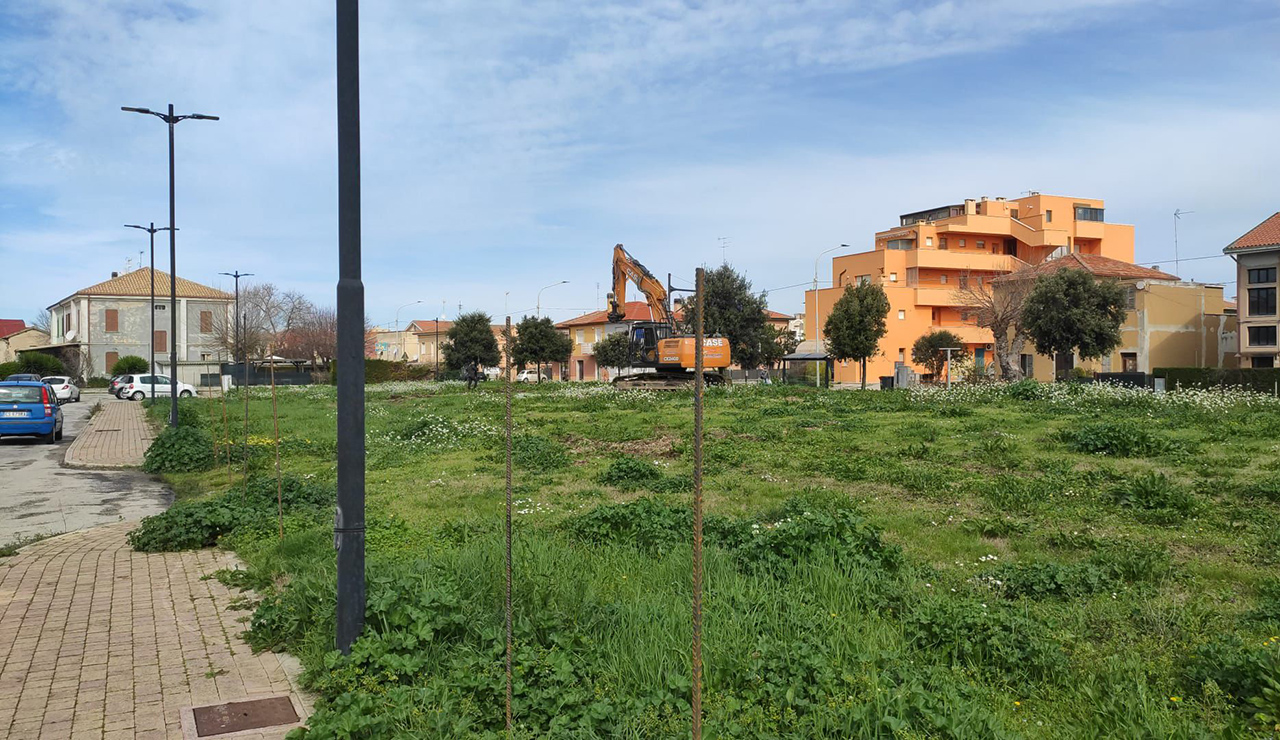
[995,252,1178,282]
[1225,212,1280,252]
[65,268,233,301]
[0,319,26,339]
[557,302,657,328]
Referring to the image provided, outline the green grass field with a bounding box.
[139,381,1280,738]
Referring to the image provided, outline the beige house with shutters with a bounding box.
[44,268,234,381]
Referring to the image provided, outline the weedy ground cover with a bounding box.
[139,381,1280,738]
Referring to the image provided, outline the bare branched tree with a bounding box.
[30,312,50,334]
[955,265,1036,380]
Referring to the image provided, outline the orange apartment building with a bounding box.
[805,193,1136,384]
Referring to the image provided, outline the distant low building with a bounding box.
[995,253,1237,378]
[43,268,233,382]
[0,321,48,363]
[1224,212,1280,368]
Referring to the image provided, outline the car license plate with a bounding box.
[1,411,28,418]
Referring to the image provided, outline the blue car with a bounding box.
[0,381,64,444]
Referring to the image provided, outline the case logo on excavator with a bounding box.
[704,338,726,347]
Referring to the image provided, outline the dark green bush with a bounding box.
[17,351,63,376]
[1005,379,1048,401]
[110,354,150,375]
[343,358,435,384]
[1106,472,1196,523]
[143,426,215,473]
[1155,366,1280,394]
[905,598,1064,680]
[1060,420,1170,457]
[0,361,19,378]
[597,456,664,491]
[127,475,332,552]
[491,434,569,473]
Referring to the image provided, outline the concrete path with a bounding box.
[0,399,170,546]
[0,523,312,739]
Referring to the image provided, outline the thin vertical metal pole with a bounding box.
[335,0,366,655]
[242,311,250,497]
[504,315,514,734]
[149,224,156,401]
[691,267,705,740]
[221,381,230,474]
[271,352,282,540]
[168,104,179,428]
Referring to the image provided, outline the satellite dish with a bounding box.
[1135,281,1147,291]
[65,330,76,341]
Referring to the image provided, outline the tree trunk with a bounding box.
[991,327,1022,381]
[860,358,867,390]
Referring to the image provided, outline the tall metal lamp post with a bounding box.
[122,103,219,427]
[394,300,423,360]
[218,272,254,389]
[125,223,175,403]
[941,347,962,390]
[811,244,849,386]
[334,0,366,654]
[536,280,569,318]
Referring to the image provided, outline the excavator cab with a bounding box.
[628,321,670,367]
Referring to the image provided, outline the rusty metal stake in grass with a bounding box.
[691,266,705,740]
[221,383,230,474]
[271,351,283,540]
[242,313,250,498]
[504,315,514,735]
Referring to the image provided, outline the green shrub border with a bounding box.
[1153,367,1280,393]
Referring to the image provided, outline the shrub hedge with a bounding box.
[333,359,436,384]
[1154,367,1280,393]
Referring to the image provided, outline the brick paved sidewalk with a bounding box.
[65,399,156,468]
[0,523,312,739]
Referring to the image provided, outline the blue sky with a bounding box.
[2,0,1279,326]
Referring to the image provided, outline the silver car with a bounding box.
[41,376,81,403]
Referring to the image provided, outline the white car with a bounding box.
[41,376,81,403]
[118,374,198,401]
[516,369,550,383]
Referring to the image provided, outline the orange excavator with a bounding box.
[606,244,731,389]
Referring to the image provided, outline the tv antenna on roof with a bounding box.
[1173,209,1193,278]
[717,236,730,264]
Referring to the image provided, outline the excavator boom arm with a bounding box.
[608,244,671,326]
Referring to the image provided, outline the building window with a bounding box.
[939,274,947,285]
[856,275,870,286]
[154,303,166,310]
[1121,352,1137,373]
[925,237,934,247]
[886,239,913,251]
[1249,287,1277,316]
[1249,326,1277,347]
[898,348,905,362]
[976,240,985,250]
[154,330,167,353]
[1020,354,1034,377]
[595,328,602,341]
[958,275,969,289]
[1046,210,1053,223]
[1253,356,1276,369]
[897,310,905,320]
[939,238,948,250]
[1074,206,1104,222]
[200,352,212,361]
[1125,286,1136,310]
[959,239,966,247]
[1248,267,1277,284]
[106,351,119,370]
[105,309,118,333]
[889,272,898,282]
[200,310,213,333]
[576,329,584,343]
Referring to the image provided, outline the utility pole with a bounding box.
[121,102,219,426]
[334,0,365,655]
[218,272,254,372]
[125,223,175,403]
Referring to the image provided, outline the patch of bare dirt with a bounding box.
[564,433,682,458]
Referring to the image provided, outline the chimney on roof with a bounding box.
[111,271,119,278]
[964,199,976,216]
[980,196,988,202]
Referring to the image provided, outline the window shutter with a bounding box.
[106,351,119,370]
[154,330,167,353]
[105,309,118,333]
[200,311,213,333]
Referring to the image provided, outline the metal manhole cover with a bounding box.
[192,696,299,736]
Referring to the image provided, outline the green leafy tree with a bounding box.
[442,311,500,372]
[823,282,890,389]
[912,330,968,378]
[511,316,572,382]
[591,330,633,372]
[682,265,771,370]
[759,324,799,369]
[110,355,149,375]
[1021,269,1127,376]
[19,351,65,377]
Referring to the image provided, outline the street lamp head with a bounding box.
[124,224,146,230]
[186,113,220,121]
[121,106,154,115]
